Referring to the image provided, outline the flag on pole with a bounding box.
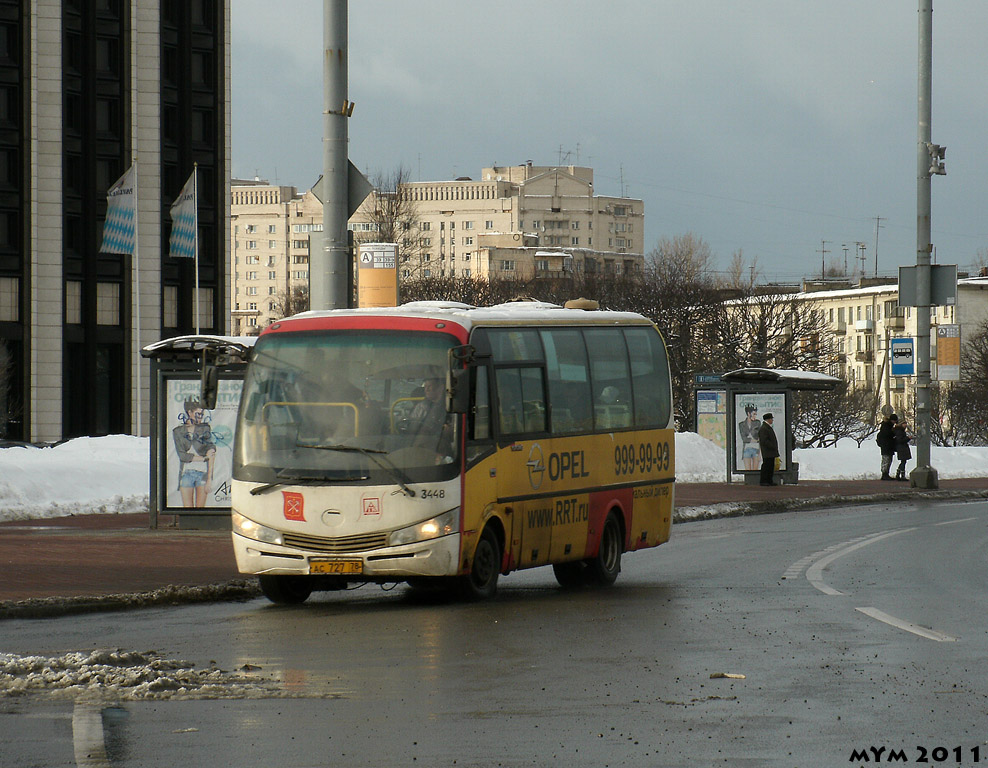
[169,169,197,260]
[99,164,137,254]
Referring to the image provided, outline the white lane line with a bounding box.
[805,529,915,595]
[934,517,977,526]
[782,533,876,581]
[855,607,957,642]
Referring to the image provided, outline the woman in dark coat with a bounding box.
[893,420,912,481]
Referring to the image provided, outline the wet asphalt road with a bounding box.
[1,498,987,768]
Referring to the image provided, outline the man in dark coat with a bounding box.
[758,413,780,486]
[876,413,898,480]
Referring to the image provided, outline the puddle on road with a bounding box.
[0,648,348,701]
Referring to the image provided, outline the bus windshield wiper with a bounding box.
[249,468,368,496]
[301,443,417,497]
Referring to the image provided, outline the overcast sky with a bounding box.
[232,1,988,283]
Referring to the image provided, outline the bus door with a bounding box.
[492,362,552,570]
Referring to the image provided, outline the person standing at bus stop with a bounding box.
[758,413,780,486]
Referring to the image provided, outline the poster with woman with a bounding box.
[733,393,785,473]
[164,378,241,509]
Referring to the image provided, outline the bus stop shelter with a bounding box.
[719,368,841,485]
[141,335,255,529]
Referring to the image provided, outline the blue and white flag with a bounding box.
[99,164,137,254]
[169,169,197,260]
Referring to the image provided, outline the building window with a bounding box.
[64,281,80,324]
[463,221,474,230]
[485,220,493,229]
[421,221,430,231]
[268,225,276,233]
[245,255,260,264]
[246,241,257,249]
[246,286,258,296]
[245,225,257,233]
[572,237,579,245]
[96,283,120,326]
[500,260,515,271]
[246,271,258,280]
[164,286,179,327]
[463,237,473,245]
[268,271,277,280]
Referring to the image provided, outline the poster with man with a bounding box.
[734,393,785,473]
[164,378,242,509]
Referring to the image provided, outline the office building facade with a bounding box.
[0,0,230,442]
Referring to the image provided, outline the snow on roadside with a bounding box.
[1,433,986,523]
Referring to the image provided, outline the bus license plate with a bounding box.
[309,559,363,575]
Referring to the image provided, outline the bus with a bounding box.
[230,299,675,603]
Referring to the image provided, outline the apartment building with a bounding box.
[364,163,645,279]
[793,276,988,416]
[230,179,320,333]
[231,164,645,330]
[0,1,231,442]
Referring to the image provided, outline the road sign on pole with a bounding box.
[890,338,915,376]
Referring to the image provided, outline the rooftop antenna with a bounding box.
[873,216,885,275]
[816,240,830,279]
[841,243,849,275]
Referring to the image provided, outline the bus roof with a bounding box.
[263,301,655,336]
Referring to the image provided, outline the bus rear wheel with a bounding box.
[586,513,623,586]
[460,527,501,600]
[259,575,313,605]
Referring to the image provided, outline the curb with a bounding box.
[673,487,988,523]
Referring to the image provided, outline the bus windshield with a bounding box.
[234,329,459,486]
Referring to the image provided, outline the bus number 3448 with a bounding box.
[614,442,671,476]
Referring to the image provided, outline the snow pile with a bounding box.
[1,433,986,523]
[0,648,299,700]
[0,435,147,521]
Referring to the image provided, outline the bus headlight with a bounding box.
[389,509,458,547]
[232,511,284,546]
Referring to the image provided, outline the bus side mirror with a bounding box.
[200,350,218,410]
[446,345,475,414]
[447,368,469,414]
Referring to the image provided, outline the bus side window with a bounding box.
[625,327,672,428]
[585,328,633,431]
[495,366,547,436]
[540,328,592,435]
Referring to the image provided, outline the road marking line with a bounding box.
[934,517,976,526]
[855,606,957,642]
[805,529,915,595]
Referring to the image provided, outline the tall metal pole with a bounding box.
[312,0,350,310]
[912,0,938,488]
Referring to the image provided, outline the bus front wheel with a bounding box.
[460,527,501,600]
[259,575,313,605]
[586,513,623,586]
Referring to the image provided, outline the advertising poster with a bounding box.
[164,378,242,509]
[696,390,728,449]
[733,392,785,473]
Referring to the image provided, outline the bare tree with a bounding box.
[791,383,875,447]
[710,290,834,373]
[355,165,427,277]
[265,283,310,330]
[943,318,988,444]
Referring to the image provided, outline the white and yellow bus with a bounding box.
[230,300,675,603]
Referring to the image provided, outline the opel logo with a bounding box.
[527,443,546,490]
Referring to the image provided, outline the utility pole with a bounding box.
[912,0,940,489]
[817,240,830,280]
[874,216,885,275]
[312,0,351,310]
[842,244,849,276]
[855,242,867,278]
